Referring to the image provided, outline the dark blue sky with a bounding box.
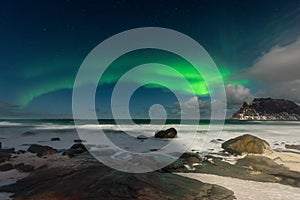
[0,0,299,118]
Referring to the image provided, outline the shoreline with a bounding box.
[0,122,299,199]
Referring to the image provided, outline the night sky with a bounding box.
[0,0,300,118]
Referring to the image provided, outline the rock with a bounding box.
[222,134,272,155]
[51,137,60,141]
[136,135,148,140]
[70,143,87,153]
[163,153,202,172]
[149,148,158,151]
[231,98,300,120]
[0,148,15,154]
[154,127,177,138]
[14,163,35,172]
[74,139,86,143]
[0,151,11,163]
[285,144,300,151]
[27,144,57,157]
[181,153,202,166]
[16,150,26,154]
[210,139,225,143]
[0,165,236,200]
[63,143,88,157]
[236,155,283,171]
[236,155,300,187]
[0,163,13,171]
[22,131,36,136]
[163,159,186,172]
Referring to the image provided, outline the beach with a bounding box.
[0,119,299,199]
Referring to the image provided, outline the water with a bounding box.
[0,119,299,154]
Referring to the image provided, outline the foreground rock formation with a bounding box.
[0,142,235,200]
[231,98,300,120]
[0,163,235,200]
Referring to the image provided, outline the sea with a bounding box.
[0,119,299,155]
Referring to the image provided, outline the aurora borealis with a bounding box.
[1,0,300,118]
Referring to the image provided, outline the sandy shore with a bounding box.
[178,173,300,200]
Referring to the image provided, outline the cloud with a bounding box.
[173,96,210,119]
[248,38,300,102]
[225,84,253,105]
[249,39,300,83]
[171,83,255,119]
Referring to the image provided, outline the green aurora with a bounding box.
[19,49,246,106]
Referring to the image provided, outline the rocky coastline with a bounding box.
[0,130,300,199]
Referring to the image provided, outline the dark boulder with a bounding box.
[74,139,86,143]
[63,143,88,157]
[51,137,60,141]
[27,144,57,157]
[0,148,15,154]
[0,151,11,163]
[70,143,87,153]
[222,134,272,155]
[155,127,177,138]
[14,163,35,172]
[285,144,300,151]
[180,152,202,167]
[0,163,13,171]
[136,135,148,140]
[163,153,202,172]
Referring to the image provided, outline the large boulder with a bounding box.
[27,144,57,157]
[154,127,177,138]
[222,134,271,155]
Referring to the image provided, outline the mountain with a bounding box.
[231,98,300,120]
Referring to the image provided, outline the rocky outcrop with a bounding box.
[193,154,300,187]
[231,98,300,120]
[155,127,177,138]
[222,134,272,155]
[236,155,300,186]
[0,163,236,200]
[27,144,57,157]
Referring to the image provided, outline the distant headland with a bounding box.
[231,98,300,121]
